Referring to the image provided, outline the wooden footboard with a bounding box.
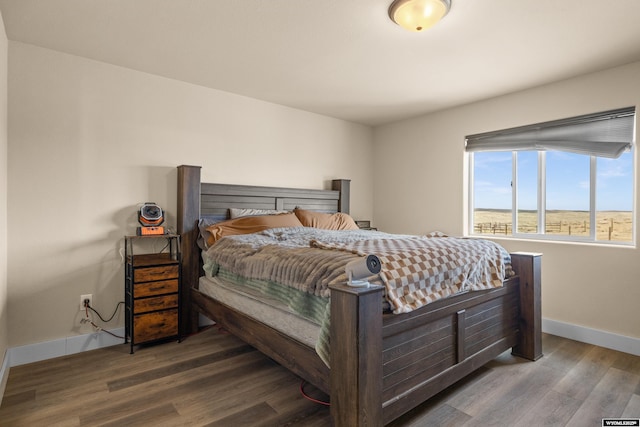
[330,252,542,426]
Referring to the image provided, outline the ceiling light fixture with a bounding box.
[388,0,451,32]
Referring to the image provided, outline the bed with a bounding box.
[176,165,542,426]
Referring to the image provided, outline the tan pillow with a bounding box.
[205,212,303,246]
[294,208,359,230]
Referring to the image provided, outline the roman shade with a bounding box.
[465,107,635,159]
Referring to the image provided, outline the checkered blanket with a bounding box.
[311,232,508,314]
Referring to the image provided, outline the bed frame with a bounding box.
[176,165,542,426]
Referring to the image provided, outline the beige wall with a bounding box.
[7,42,374,347]
[373,61,640,340]
[6,37,638,353]
[0,10,8,370]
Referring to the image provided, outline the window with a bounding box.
[467,108,635,245]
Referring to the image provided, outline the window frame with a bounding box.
[468,149,635,246]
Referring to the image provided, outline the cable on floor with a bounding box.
[299,380,330,406]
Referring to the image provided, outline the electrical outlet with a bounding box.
[80,294,93,311]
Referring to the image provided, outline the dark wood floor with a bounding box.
[1,327,638,426]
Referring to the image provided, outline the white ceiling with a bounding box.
[1,0,640,126]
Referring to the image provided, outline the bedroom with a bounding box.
[0,0,639,425]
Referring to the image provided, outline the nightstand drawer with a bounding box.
[134,265,179,282]
[133,310,178,343]
[134,279,178,297]
[124,234,182,353]
[134,294,178,314]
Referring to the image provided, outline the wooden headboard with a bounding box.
[176,165,351,335]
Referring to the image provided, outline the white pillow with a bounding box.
[229,208,288,219]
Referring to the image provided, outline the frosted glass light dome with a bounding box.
[388,0,451,32]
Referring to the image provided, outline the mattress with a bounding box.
[198,275,321,350]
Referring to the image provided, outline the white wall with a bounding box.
[6,41,374,348]
[0,8,9,397]
[374,61,640,342]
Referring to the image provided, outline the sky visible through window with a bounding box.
[473,151,633,211]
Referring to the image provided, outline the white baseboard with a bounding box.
[542,318,640,356]
[0,349,10,406]
[8,328,125,367]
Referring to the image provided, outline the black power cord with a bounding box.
[81,301,125,339]
[87,301,124,322]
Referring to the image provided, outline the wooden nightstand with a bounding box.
[124,234,181,354]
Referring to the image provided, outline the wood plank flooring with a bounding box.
[0,328,638,426]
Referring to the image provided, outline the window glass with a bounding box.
[545,152,590,238]
[516,151,538,234]
[472,152,512,235]
[596,151,633,243]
